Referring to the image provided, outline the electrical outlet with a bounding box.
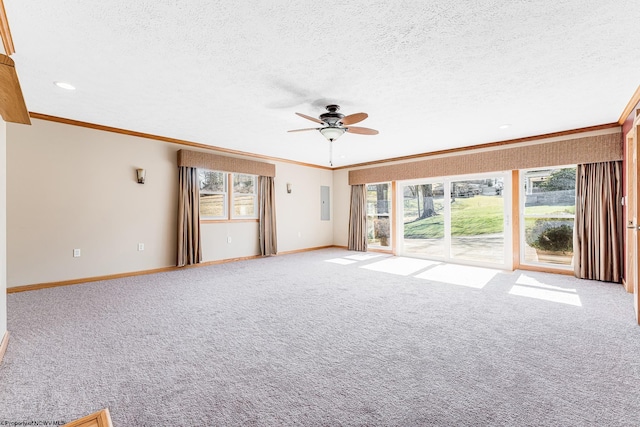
[138,243,144,251]
[227,236,232,243]
[73,248,81,257]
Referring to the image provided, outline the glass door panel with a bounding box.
[402,182,445,257]
[450,178,505,264]
[398,173,510,269]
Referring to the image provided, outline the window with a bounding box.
[198,169,258,220]
[367,182,391,247]
[232,174,257,218]
[199,170,227,219]
[521,166,576,268]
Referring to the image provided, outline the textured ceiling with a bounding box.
[5,1,640,167]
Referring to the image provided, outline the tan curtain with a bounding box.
[177,166,202,267]
[348,184,368,252]
[259,176,277,256]
[574,161,623,282]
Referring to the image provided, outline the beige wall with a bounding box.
[7,119,179,287]
[7,119,334,287]
[275,162,334,252]
[332,169,350,248]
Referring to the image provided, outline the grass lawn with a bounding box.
[404,196,575,238]
[404,195,504,238]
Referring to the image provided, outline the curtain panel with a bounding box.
[177,166,202,267]
[574,161,623,283]
[348,184,368,252]
[259,176,278,256]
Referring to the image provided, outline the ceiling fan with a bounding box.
[288,104,379,166]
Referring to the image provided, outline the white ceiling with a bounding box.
[5,1,640,167]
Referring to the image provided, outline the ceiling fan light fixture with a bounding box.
[319,127,345,142]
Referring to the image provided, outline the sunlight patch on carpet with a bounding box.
[509,274,582,306]
[416,264,499,288]
[344,253,385,261]
[361,257,439,276]
[325,258,358,265]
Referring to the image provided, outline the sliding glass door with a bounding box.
[399,173,511,268]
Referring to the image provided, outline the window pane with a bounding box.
[200,194,225,218]
[450,178,504,264]
[403,183,445,257]
[524,167,576,216]
[522,167,576,267]
[233,174,255,194]
[199,170,226,193]
[367,183,391,247]
[234,194,256,217]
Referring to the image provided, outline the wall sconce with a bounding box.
[136,168,146,184]
[286,183,292,193]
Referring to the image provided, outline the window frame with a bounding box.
[519,165,576,270]
[231,173,258,220]
[198,170,228,220]
[198,169,259,222]
[366,181,393,249]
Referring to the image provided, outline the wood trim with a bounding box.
[335,123,620,171]
[0,0,14,56]
[201,219,259,224]
[517,264,575,276]
[618,85,640,125]
[63,408,113,427]
[367,247,393,254]
[29,112,331,170]
[0,331,8,365]
[391,181,397,256]
[0,54,29,124]
[278,245,336,255]
[511,170,520,270]
[7,266,180,293]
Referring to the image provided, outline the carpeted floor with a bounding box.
[1,248,640,426]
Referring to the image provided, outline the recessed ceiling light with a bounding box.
[54,81,75,90]
[499,124,511,130]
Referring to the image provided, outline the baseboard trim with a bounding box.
[7,266,179,293]
[6,247,342,293]
[517,265,575,276]
[277,245,336,255]
[0,331,9,365]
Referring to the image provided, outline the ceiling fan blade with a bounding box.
[341,112,368,125]
[295,112,323,124]
[287,127,319,133]
[346,126,379,135]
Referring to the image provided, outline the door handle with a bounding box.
[628,224,640,230]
